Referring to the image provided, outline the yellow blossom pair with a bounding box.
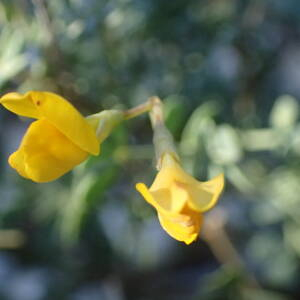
[0,91,224,244]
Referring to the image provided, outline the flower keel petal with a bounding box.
[12,119,89,182]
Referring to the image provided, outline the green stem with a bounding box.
[123,98,155,120]
[149,97,179,169]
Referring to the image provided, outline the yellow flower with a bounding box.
[0,91,100,182]
[136,153,224,244]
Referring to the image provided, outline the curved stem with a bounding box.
[149,96,164,126]
[123,97,155,120]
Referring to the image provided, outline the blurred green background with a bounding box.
[1,0,300,299]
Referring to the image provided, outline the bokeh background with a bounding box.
[1,0,300,299]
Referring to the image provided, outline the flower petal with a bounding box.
[1,91,99,155]
[8,148,29,179]
[0,92,40,119]
[136,182,165,211]
[158,209,202,244]
[187,173,225,212]
[169,181,190,212]
[136,182,186,214]
[30,91,99,155]
[9,119,89,182]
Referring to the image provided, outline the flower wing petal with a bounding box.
[29,91,99,155]
[135,183,165,211]
[188,173,225,212]
[136,182,186,214]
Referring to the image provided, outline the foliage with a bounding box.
[0,0,300,299]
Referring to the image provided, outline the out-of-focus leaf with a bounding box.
[207,124,243,165]
[241,287,291,300]
[250,202,283,225]
[179,101,219,174]
[247,232,298,287]
[195,267,245,300]
[0,29,24,60]
[270,95,299,129]
[241,129,283,151]
[265,168,300,220]
[163,94,188,138]
[180,101,220,156]
[284,222,300,258]
[226,164,255,194]
[0,54,28,87]
[59,165,117,245]
[0,29,27,87]
[290,124,300,156]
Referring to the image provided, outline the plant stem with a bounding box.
[203,209,261,289]
[148,96,179,169]
[123,97,156,120]
[149,96,164,126]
